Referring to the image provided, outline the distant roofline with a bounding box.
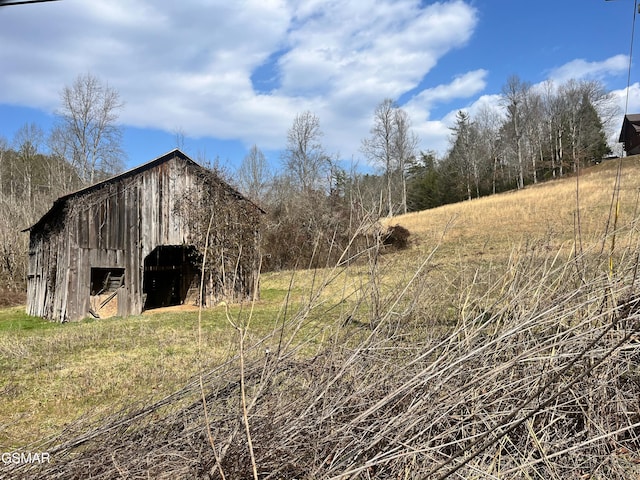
[619,114,640,143]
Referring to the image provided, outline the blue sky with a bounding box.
[0,0,638,174]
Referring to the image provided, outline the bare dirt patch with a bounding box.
[142,304,201,315]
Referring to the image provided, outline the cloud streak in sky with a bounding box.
[547,55,629,84]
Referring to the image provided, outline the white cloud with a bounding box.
[547,54,628,84]
[426,70,488,105]
[0,0,478,157]
[279,0,476,99]
[273,0,479,154]
[401,71,490,155]
[1,0,634,167]
[405,70,488,117]
[606,82,640,148]
[610,82,640,115]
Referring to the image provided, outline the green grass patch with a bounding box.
[0,279,349,449]
[0,307,58,332]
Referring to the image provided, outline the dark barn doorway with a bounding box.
[143,245,199,310]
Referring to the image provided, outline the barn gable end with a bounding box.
[25,149,263,322]
[619,113,640,156]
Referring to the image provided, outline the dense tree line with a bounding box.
[245,76,617,270]
[0,72,619,296]
[0,144,82,298]
[407,77,615,209]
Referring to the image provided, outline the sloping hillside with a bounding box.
[4,157,640,480]
[385,156,640,264]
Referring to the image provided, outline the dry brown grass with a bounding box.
[10,233,640,479]
[3,158,640,479]
[387,158,640,258]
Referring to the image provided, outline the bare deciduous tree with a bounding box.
[502,75,530,190]
[362,99,398,217]
[392,108,418,214]
[173,127,186,151]
[14,123,44,207]
[0,136,6,198]
[282,111,329,193]
[362,99,418,216]
[474,105,504,195]
[238,144,271,204]
[51,72,125,184]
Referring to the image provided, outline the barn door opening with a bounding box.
[90,267,125,318]
[143,245,199,310]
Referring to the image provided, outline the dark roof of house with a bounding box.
[619,114,640,142]
[24,149,264,233]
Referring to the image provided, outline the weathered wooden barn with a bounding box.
[25,149,263,322]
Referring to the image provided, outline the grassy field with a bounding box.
[0,268,360,449]
[388,157,640,260]
[0,301,274,447]
[2,157,640,479]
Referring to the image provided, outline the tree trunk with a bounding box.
[558,128,564,177]
[386,168,393,217]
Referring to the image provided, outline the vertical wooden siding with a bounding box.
[27,154,260,322]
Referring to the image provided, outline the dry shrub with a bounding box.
[0,288,25,307]
[8,240,640,480]
[382,224,410,249]
[261,194,373,271]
